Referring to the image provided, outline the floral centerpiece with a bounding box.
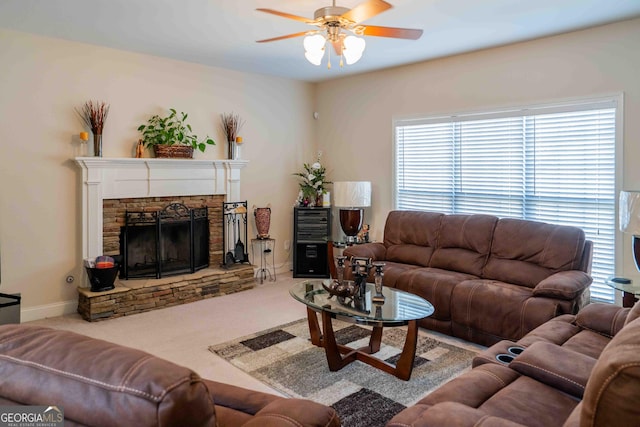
[294,152,330,207]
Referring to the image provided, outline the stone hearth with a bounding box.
[78,265,254,321]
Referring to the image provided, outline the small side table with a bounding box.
[251,238,276,284]
[604,277,640,307]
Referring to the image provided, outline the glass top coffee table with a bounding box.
[605,277,640,307]
[290,279,434,380]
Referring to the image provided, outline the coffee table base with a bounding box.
[306,307,418,381]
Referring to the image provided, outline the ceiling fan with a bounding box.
[256,0,423,68]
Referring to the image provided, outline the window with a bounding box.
[395,98,617,303]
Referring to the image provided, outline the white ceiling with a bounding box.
[1,0,639,83]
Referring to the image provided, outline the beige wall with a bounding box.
[2,18,639,319]
[0,29,316,319]
[316,19,640,280]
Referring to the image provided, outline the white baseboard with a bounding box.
[21,299,77,323]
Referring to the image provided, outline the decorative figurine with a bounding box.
[372,262,385,303]
[135,139,144,158]
[322,256,373,313]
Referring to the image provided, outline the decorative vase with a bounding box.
[228,139,234,160]
[93,133,102,157]
[254,206,271,238]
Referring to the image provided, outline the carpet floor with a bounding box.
[209,318,481,427]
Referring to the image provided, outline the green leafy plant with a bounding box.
[137,108,215,152]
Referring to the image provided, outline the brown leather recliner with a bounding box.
[386,301,640,427]
[0,324,340,427]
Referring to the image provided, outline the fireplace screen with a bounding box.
[120,203,209,279]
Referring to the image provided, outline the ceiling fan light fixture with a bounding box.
[257,1,422,70]
[303,34,326,65]
[343,35,366,64]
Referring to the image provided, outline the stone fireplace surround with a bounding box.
[75,157,253,321]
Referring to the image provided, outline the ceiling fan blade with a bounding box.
[361,25,423,40]
[256,31,310,43]
[256,8,315,24]
[341,0,392,24]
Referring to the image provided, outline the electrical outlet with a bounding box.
[284,240,291,251]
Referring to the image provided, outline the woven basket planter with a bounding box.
[154,145,194,158]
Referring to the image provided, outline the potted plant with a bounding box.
[294,152,330,207]
[137,108,215,158]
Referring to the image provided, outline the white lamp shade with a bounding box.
[620,191,640,234]
[333,181,371,208]
[343,36,366,65]
[304,34,326,65]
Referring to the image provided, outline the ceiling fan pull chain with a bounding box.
[327,50,332,69]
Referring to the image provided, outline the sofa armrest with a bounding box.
[532,270,592,300]
[343,242,386,261]
[205,380,339,427]
[204,379,280,416]
[574,302,630,337]
[387,402,526,427]
[245,399,340,427]
[509,341,596,398]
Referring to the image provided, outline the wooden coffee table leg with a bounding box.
[306,307,322,346]
[367,326,383,353]
[322,310,357,371]
[394,320,418,381]
[306,308,419,380]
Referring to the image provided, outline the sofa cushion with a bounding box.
[371,261,419,288]
[451,280,560,345]
[508,341,596,398]
[382,211,443,266]
[623,298,640,326]
[483,218,586,287]
[581,316,640,426]
[479,375,578,427]
[430,214,498,276]
[575,302,629,338]
[0,325,216,427]
[398,268,478,321]
[386,244,434,267]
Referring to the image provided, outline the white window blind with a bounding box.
[395,100,616,303]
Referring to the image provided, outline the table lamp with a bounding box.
[620,190,640,271]
[333,181,371,244]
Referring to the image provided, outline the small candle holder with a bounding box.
[336,256,347,286]
[372,262,385,303]
[373,302,383,319]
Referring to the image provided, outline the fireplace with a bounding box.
[75,157,252,321]
[75,157,248,282]
[121,203,209,279]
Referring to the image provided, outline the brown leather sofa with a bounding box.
[344,211,593,346]
[386,301,640,427]
[0,324,340,427]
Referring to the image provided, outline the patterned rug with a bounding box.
[208,318,481,427]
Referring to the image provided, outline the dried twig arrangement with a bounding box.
[76,100,110,134]
[220,112,245,142]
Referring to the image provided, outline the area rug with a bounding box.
[208,318,481,427]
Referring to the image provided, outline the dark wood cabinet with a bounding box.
[293,207,331,278]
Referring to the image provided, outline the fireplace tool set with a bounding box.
[223,201,249,267]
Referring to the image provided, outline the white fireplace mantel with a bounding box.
[75,157,248,260]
